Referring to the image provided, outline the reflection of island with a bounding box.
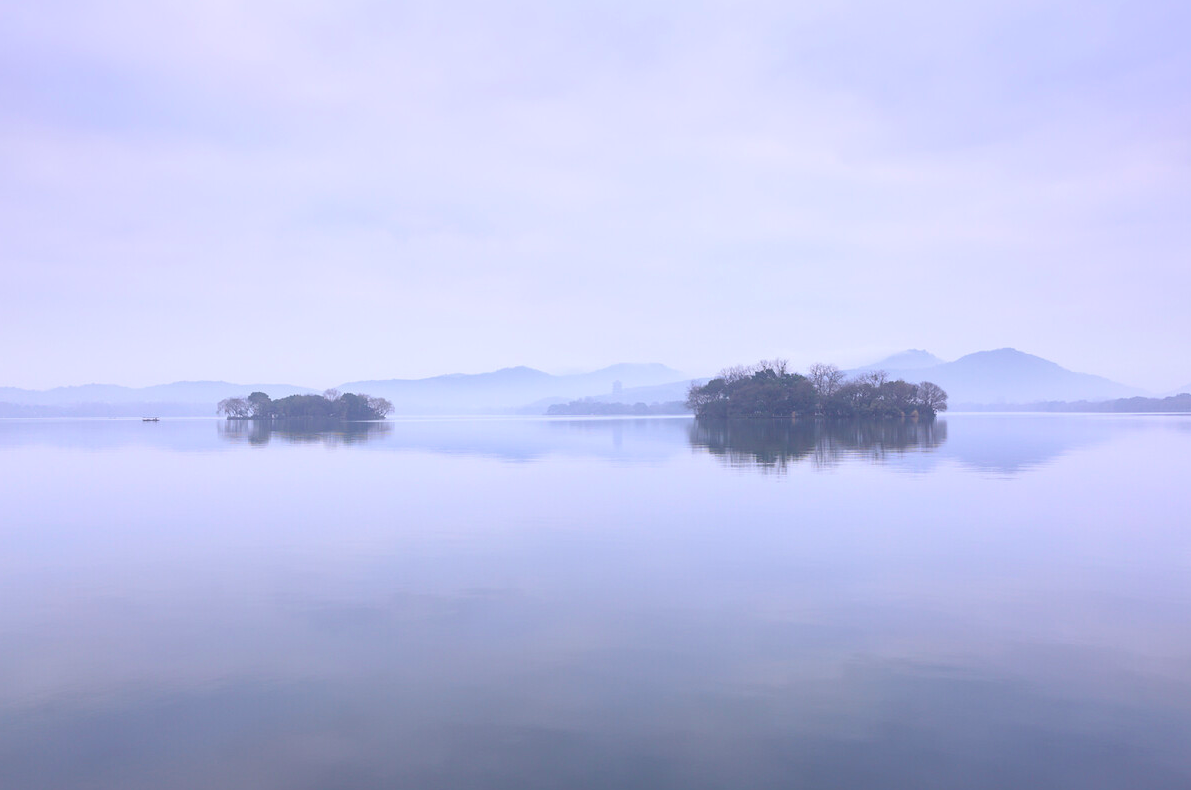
[217,420,392,446]
[4,414,1173,477]
[689,418,947,472]
[209,416,692,460]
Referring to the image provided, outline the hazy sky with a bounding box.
[2,1,1188,391]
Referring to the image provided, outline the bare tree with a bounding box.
[858,370,889,388]
[885,380,918,409]
[917,381,948,411]
[366,396,394,417]
[323,388,341,401]
[717,359,791,383]
[718,364,754,383]
[808,363,846,396]
[217,397,250,418]
[758,358,790,376]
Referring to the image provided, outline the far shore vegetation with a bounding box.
[546,400,687,416]
[218,390,393,421]
[686,360,947,420]
[957,392,1191,413]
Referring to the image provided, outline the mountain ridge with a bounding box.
[856,349,945,371]
[853,348,1142,405]
[0,354,1152,415]
[338,363,686,413]
[0,381,317,407]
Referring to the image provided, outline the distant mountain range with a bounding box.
[0,364,688,417]
[520,379,703,413]
[0,381,316,407]
[854,349,945,371]
[339,363,686,413]
[0,352,1177,417]
[849,348,1144,406]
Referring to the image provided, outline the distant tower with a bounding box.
[612,380,623,396]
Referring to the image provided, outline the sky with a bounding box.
[1,1,1188,391]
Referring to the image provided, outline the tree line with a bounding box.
[218,390,394,421]
[546,400,687,416]
[686,360,947,419]
[961,392,1191,414]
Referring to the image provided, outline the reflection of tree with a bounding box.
[217,420,392,446]
[689,418,946,473]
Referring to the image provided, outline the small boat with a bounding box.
[142,417,160,422]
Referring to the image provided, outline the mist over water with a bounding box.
[5,4,1188,788]
[2,415,1190,789]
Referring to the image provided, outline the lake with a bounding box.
[2,414,1190,789]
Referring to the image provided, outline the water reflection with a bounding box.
[2,416,1191,788]
[689,418,946,472]
[217,420,392,446]
[0,414,1180,477]
[938,413,1111,474]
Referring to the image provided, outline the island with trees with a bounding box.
[686,360,947,420]
[218,390,394,421]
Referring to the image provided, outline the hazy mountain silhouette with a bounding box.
[331,363,686,414]
[0,381,318,416]
[0,365,688,417]
[0,353,1149,415]
[0,381,315,406]
[521,378,704,413]
[550,349,1140,412]
[857,349,945,371]
[854,348,1142,405]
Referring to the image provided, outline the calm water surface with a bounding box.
[2,415,1190,789]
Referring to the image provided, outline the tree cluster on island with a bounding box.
[217,390,394,421]
[686,360,947,419]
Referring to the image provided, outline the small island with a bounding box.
[686,360,947,419]
[217,390,394,421]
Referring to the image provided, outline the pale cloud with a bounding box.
[1,1,1188,389]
